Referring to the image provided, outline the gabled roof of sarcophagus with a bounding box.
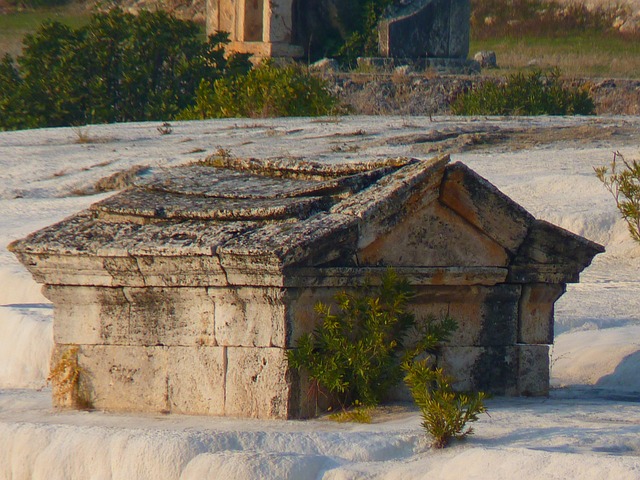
[9,154,604,287]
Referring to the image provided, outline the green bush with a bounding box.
[595,152,640,243]
[289,269,487,446]
[288,269,457,409]
[179,61,341,119]
[452,69,595,116]
[0,8,251,130]
[404,362,487,448]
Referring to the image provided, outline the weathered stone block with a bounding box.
[12,252,114,286]
[411,284,521,346]
[440,162,534,254]
[48,286,216,347]
[166,346,226,415]
[517,344,550,396]
[286,286,341,345]
[514,220,605,269]
[474,50,497,68]
[134,255,228,287]
[225,347,291,419]
[439,345,482,392]
[212,287,286,347]
[76,345,169,412]
[332,156,447,249]
[518,284,565,344]
[123,287,215,346]
[45,286,125,345]
[360,200,509,267]
[440,345,519,395]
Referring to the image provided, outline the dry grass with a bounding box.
[0,2,91,57]
[472,35,640,78]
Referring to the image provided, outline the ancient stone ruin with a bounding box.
[206,0,474,69]
[10,155,603,419]
[206,0,303,58]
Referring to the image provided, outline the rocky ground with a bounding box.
[334,73,640,116]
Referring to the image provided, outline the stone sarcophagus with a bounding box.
[10,155,603,419]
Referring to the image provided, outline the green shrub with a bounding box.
[0,8,251,130]
[404,362,487,449]
[288,269,457,409]
[595,152,640,243]
[452,69,595,116]
[179,61,341,119]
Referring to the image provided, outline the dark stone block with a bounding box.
[379,0,471,59]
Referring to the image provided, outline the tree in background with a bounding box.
[595,152,640,243]
[0,8,251,130]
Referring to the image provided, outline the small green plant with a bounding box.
[288,269,458,410]
[595,151,640,243]
[289,269,487,445]
[336,0,394,65]
[179,61,341,119]
[404,361,487,448]
[289,269,419,409]
[452,68,595,116]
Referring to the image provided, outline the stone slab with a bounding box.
[47,286,216,347]
[517,344,550,396]
[94,188,329,221]
[411,284,521,347]
[218,212,359,274]
[514,219,605,269]
[225,347,292,419]
[75,345,170,412]
[359,200,509,267]
[212,287,286,347]
[440,162,534,254]
[332,156,448,249]
[518,284,565,344]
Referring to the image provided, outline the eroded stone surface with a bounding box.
[518,284,566,344]
[359,199,509,267]
[440,162,534,255]
[225,347,291,419]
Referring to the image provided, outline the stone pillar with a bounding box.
[206,0,303,58]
